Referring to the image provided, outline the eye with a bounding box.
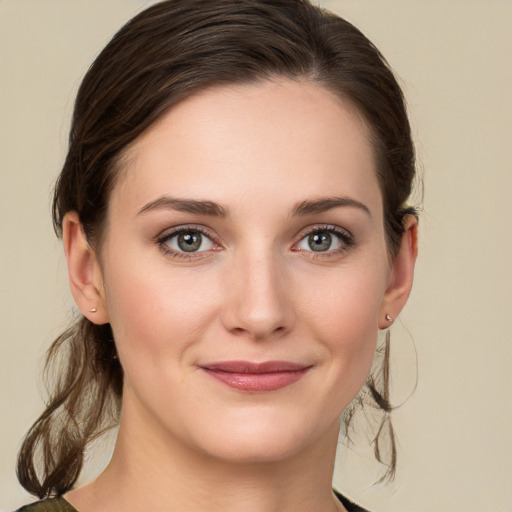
[160,228,214,254]
[294,227,353,255]
[297,230,341,252]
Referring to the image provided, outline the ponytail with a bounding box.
[16,319,122,498]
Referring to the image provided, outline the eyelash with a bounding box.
[156,224,356,261]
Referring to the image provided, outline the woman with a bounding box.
[16,1,418,511]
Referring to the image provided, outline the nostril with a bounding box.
[227,324,287,340]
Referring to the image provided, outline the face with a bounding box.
[85,80,407,463]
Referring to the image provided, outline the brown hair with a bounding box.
[17,0,417,498]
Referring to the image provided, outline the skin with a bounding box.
[63,79,417,512]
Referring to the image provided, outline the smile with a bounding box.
[200,361,312,392]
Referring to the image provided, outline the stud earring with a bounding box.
[89,308,97,313]
[385,314,392,322]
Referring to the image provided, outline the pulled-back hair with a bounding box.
[17,0,417,498]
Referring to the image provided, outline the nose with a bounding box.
[220,249,295,341]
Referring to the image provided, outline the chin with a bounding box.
[185,408,339,465]
[199,436,310,465]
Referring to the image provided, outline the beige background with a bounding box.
[1,1,511,511]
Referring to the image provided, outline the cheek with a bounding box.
[301,263,386,338]
[102,256,220,366]
[298,262,387,391]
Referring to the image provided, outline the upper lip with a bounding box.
[200,361,311,373]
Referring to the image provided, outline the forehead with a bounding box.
[113,79,381,217]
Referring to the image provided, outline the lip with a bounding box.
[200,360,312,392]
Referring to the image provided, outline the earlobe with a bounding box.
[379,215,418,329]
[62,212,109,325]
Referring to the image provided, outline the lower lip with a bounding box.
[202,368,311,392]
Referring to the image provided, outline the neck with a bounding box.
[66,400,345,512]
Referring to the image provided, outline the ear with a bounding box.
[62,212,109,325]
[379,215,418,329]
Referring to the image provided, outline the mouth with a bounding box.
[199,361,312,392]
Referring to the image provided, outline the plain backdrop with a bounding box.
[1,1,511,511]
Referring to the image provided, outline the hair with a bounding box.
[17,0,417,498]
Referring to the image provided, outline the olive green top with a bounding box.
[16,497,75,512]
[15,491,370,512]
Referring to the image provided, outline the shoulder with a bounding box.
[14,497,78,512]
[334,489,372,512]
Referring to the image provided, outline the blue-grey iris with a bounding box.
[308,232,331,252]
[178,232,202,252]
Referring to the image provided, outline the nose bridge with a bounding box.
[222,241,294,340]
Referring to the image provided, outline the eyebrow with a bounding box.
[137,194,370,218]
[138,196,229,217]
[291,196,371,217]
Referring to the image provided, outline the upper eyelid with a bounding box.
[157,224,216,242]
[295,224,353,240]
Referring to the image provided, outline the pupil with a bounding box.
[178,232,201,252]
[308,232,331,252]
